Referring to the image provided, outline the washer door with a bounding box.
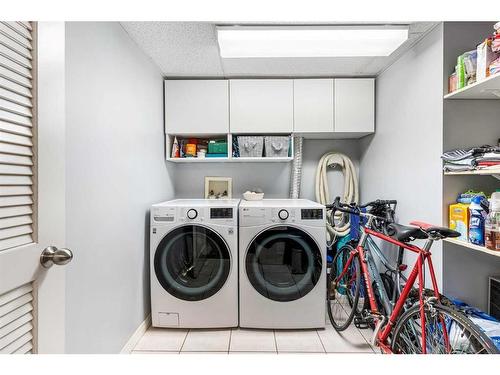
[245,226,322,302]
[154,225,231,301]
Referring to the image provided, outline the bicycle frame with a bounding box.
[337,216,443,354]
[363,235,408,315]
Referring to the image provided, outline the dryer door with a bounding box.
[245,226,323,302]
[154,225,231,301]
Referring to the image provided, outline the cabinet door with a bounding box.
[294,79,334,133]
[230,79,293,133]
[334,78,374,133]
[164,80,229,134]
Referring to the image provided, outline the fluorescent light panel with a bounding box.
[217,26,409,58]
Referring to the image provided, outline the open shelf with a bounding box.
[166,133,294,163]
[166,156,292,163]
[444,73,500,100]
[444,168,500,180]
[167,157,230,163]
[229,156,292,162]
[444,168,500,175]
[443,238,500,258]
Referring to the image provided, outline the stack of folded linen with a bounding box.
[441,145,500,172]
[476,148,500,168]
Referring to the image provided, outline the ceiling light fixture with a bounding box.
[216,25,409,58]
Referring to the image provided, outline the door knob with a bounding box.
[40,246,73,268]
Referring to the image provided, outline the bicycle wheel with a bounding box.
[327,246,361,331]
[392,302,499,354]
[337,244,366,314]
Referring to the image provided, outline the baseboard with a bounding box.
[120,314,151,354]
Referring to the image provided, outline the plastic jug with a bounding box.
[485,191,500,251]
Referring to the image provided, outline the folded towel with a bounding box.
[441,145,498,162]
[477,151,500,162]
[443,163,476,172]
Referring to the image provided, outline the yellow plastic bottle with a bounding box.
[449,203,470,242]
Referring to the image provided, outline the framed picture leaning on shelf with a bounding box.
[204,177,232,199]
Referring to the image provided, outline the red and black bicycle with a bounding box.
[326,197,498,354]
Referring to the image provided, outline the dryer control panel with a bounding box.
[152,205,236,226]
[240,206,325,227]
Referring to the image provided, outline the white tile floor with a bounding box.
[132,321,377,354]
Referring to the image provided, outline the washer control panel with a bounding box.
[210,207,233,219]
[301,209,323,220]
[152,207,176,223]
[186,208,198,220]
[152,204,237,226]
[278,209,289,220]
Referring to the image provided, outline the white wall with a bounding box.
[65,22,174,353]
[172,139,360,202]
[359,25,444,286]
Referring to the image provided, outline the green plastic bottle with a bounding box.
[456,54,466,89]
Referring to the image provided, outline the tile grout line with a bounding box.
[133,349,180,353]
[178,329,190,353]
[315,329,327,354]
[273,330,278,353]
[227,328,233,354]
[355,326,377,353]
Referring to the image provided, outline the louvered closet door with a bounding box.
[0,22,67,354]
[0,21,34,251]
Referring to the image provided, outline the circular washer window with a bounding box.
[245,226,322,302]
[154,225,231,301]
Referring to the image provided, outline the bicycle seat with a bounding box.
[424,226,461,239]
[409,221,461,240]
[387,223,429,242]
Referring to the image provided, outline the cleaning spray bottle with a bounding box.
[469,195,487,246]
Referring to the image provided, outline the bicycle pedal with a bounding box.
[353,316,370,329]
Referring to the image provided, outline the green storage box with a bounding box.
[208,140,228,154]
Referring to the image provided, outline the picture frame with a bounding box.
[204,177,232,199]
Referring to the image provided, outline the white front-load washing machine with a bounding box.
[150,199,239,328]
[239,199,326,329]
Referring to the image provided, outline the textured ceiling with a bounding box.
[121,22,437,78]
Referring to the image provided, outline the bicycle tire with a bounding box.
[327,246,361,331]
[337,244,366,314]
[391,302,499,354]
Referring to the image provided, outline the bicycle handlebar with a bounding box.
[325,197,397,220]
[361,199,397,207]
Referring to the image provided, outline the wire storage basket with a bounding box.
[237,136,264,157]
[264,136,290,157]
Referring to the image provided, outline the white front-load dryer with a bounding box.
[150,199,239,328]
[239,199,326,329]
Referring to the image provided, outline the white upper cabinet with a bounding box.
[164,78,374,138]
[293,79,334,133]
[230,79,294,133]
[164,80,229,134]
[334,78,375,133]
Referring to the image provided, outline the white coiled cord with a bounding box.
[315,152,359,241]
